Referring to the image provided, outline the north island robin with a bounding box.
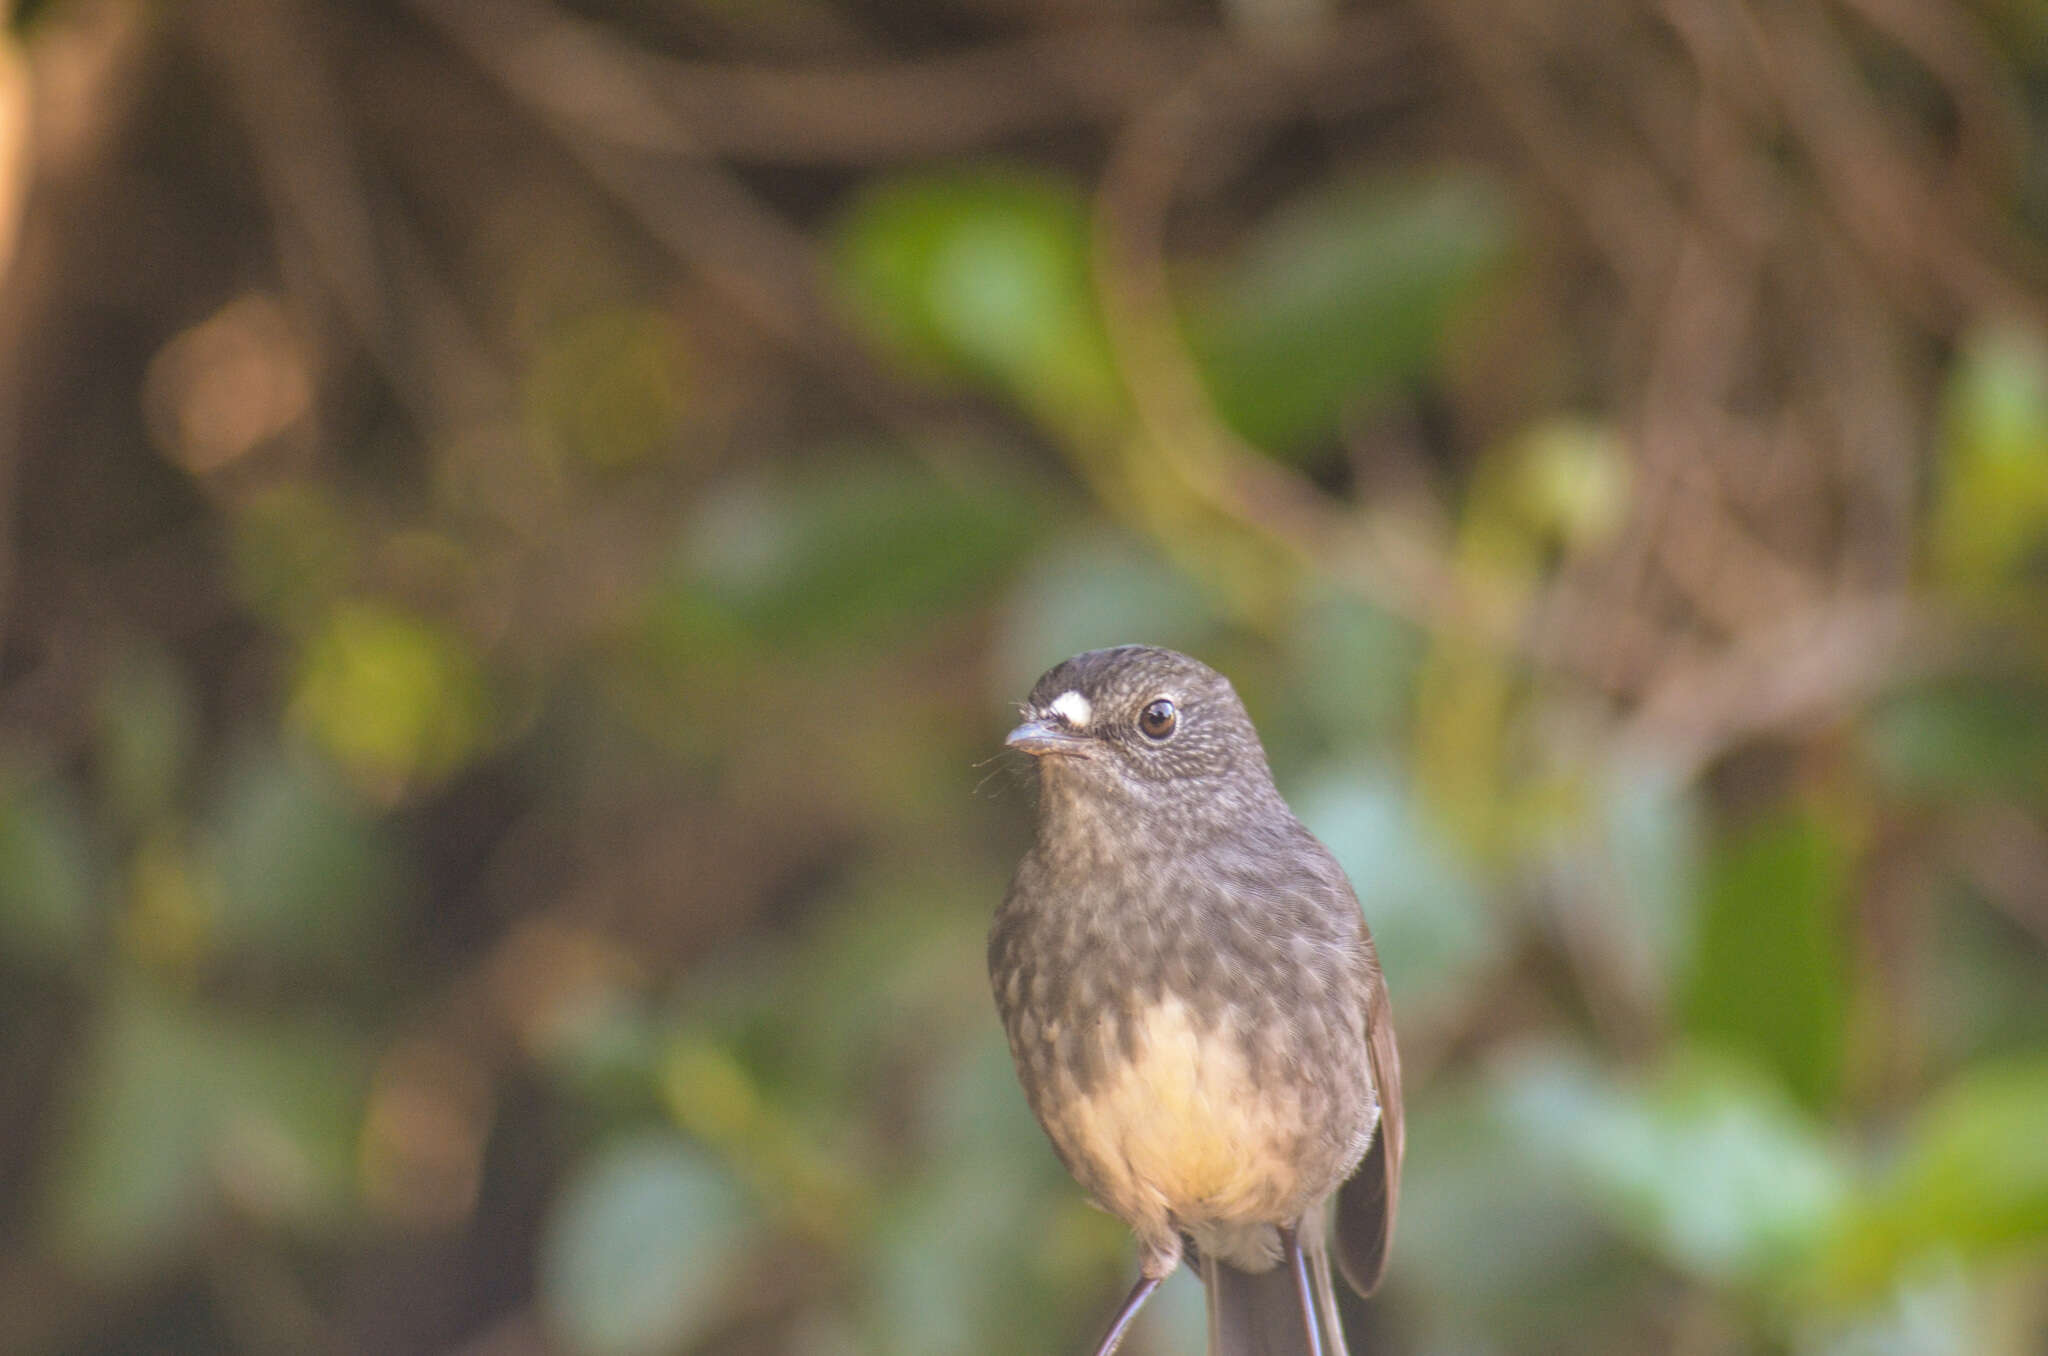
[989,646,1401,1356]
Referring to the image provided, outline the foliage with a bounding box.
[0,1,2045,1354]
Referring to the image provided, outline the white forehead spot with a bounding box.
[1049,690,1092,728]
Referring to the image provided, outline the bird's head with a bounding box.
[1006,646,1278,820]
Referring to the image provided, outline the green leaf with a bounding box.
[831,169,1122,429]
[1864,678,2048,807]
[678,455,1041,652]
[1395,1080,1628,1341]
[1922,893,2048,1068]
[1289,768,1494,1018]
[203,738,401,968]
[288,601,492,790]
[605,583,754,757]
[44,984,365,1270]
[0,773,97,966]
[1889,1059,2048,1251]
[758,870,995,1115]
[1931,325,2048,590]
[1500,1048,1849,1287]
[94,642,197,827]
[536,990,664,1113]
[1507,417,1630,548]
[541,1133,752,1356]
[1822,1057,2048,1299]
[867,1031,1105,1356]
[1796,1269,1981,1356]
[228,485,355,632]
[527,307,690,472]
[1682,809,1852,1110]
[1191,170,1516,454]
[1600,759,1705,995]
[1292,587,1423,747]
[993,526,1226,699]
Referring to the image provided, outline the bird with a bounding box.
[988,645,1401,1356]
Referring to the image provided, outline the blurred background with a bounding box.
[0,0,2045,1353]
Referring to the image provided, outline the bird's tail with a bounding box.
[1202,1239,1350,1356]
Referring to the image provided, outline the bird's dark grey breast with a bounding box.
[989,811,1375,1141]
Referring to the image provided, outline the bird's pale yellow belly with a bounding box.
[1051,993,1306,1229]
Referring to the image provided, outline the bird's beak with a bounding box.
[1006,716,1091,758]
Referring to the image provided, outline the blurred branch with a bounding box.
[1791,231,1924,593]
[1950,805,2048,953]
[0,1,149,684]
[0,33,32,662]
[1612,592,1944,782]
[409,0,1224,165]
[1426,0,1684,298]
[1833,0,2026,192]
[407,0,971,444]
[443,1307,548,1356]
[2,0,2047,1351]
[1741,0,2047,331]
[1091,25,1498,643]
[1533,0,1762,695]
[193,0,513,445]
[0,31,29,293]
[204,1229,352,1356]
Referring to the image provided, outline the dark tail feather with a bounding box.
[1204,1247,1347,1356]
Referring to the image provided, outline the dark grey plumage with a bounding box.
[989,646,1402,1356]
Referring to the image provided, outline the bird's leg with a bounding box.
[1280,1226,1326,1356]
[1309,1234,1351,1356]
[1088,1272,1162,1356]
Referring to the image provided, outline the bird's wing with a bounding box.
[1332,923,1402,1297]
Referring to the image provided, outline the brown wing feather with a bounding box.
[1333,933,1402,1296]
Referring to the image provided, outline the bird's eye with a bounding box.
[1138,698,1178,741]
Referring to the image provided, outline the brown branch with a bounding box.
[406,0,1234,165]
[1089,31,1494,644]
[1738,0,2043,333]
[1612,592,1943,781]
[1831,0,2026,193]
[1426,0,1685,299]
[1949,805,2048,952]
[193,0,512,442]
[407,0,983,447]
